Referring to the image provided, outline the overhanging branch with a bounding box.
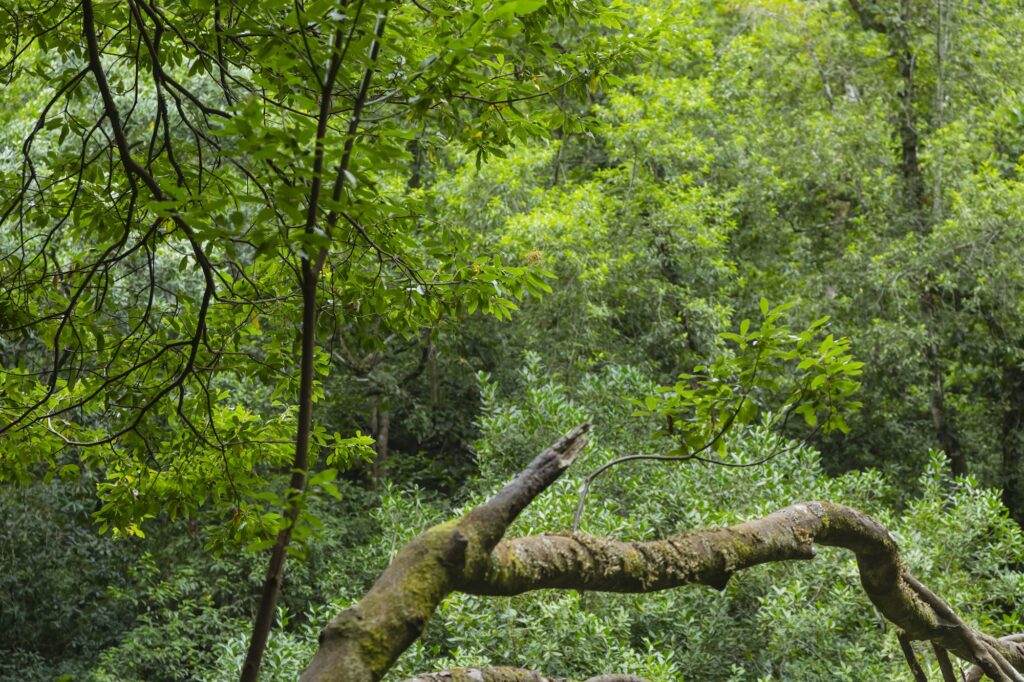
[402,670,651,682]
[300,425,1024,682]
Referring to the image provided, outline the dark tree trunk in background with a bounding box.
[848,0,966,476]
[372,406,391,480]
[922,293,966,476]
[1001,361,1024,525]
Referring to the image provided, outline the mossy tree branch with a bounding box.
[300,425,1024,682]
[301,424,593,682]
[401,668,651,681]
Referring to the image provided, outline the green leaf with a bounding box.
[514,0,547,14]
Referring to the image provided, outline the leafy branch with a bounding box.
[573,300,864,531]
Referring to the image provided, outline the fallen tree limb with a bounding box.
[968,636,1024,682]
[400,668,651,682]
[300,425,1024,681]
[401,668,561,681]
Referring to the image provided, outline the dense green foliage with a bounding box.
[3,0,1024,680]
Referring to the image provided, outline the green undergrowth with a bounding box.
[6,359,1022,681]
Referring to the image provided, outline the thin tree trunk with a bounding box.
[927,348,965,475]
[1001,361,1024,525]
[241,261,319,682]
[240,10,388,676]
[429,346,439,407]
[922,293,966,475]
[852,0,967,475]
[895,38,923,221]
[372,407,391,480]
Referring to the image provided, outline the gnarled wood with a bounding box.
[402,668,561,682]
[401,669,651,682]
[301,425,1024,681]
[300,424,592,682]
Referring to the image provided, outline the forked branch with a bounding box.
[301,425,1024,682]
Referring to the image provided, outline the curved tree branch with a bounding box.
[402,671,650,682]
[300,425,1024,682]
[301,423,592,682]
[403,669,562,682]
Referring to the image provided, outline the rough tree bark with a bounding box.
[300,425,1024,682]
[403,671,649,682]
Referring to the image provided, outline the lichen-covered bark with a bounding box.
[300,426,1024,682]
[402,668,561,682]
[400,669,651,682]
[464,501,1024,675]
[300,424,592,682]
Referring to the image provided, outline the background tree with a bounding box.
[0,0,632,678]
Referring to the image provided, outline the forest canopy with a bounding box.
[3,0,1024,680]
